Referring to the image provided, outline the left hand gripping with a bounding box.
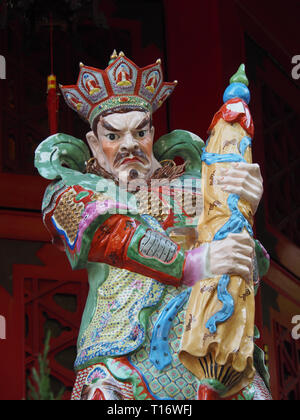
[215,162,263,214]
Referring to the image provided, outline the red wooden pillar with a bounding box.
[163,0,245,138]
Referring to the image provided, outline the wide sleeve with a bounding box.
[42,181,188,287]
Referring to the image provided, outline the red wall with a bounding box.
[0,286,25,400]
[164,0,245,137]
[1,0,299,400]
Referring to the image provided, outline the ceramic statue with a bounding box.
[35,52,271,400]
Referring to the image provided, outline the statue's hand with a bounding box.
[183,231,254,286]
[216,162,263,214]
[209,231,255,283]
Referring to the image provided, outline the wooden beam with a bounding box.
[0,210,50,242]
[0,173,50,211]
[264,260,300,306]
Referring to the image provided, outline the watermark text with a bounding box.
[0,315,6,339]
[0,55,6,80]
[291,55,300,80]
[94,176,203,225]
[291,315,300,340]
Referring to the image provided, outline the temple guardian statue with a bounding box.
[35,52,271,400]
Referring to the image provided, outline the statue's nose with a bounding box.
[120,133,138,152]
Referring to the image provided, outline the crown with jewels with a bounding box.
[59,50,178,127]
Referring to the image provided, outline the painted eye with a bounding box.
[106,133,118,141]
[138,130,146,138]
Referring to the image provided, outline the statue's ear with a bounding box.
[86,131,109,170]
[150,125,155,140]
[86,131,99,157]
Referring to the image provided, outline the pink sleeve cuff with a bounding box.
[182,243,211,287]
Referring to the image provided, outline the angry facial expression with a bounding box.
[87,111,160,183]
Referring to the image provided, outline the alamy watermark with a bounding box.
[291,315,300,340]
[0,55,6,80]
[291,55,300,80]
[0,315,6,340]
[93,176,204,225]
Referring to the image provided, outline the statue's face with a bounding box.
[87,111,160,183]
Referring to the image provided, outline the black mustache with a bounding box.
[114,149,148,166]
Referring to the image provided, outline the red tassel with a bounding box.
[47,14,59,135]
[47,74,59,135]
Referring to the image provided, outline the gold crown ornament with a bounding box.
[59,51,178,127]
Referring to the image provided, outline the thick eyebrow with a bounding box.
[101,115,151,132]
[135,117,150,130]
[101,119,120,132]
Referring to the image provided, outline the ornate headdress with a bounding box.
[60,50,178,127]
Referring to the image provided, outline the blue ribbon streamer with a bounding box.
[202,151,246,165]
[201,142,253,334]
[239,136,252,157]
[205,275,234,334]
[149,289,191,370]
[214,194,253,240]
[206,194,253,332]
